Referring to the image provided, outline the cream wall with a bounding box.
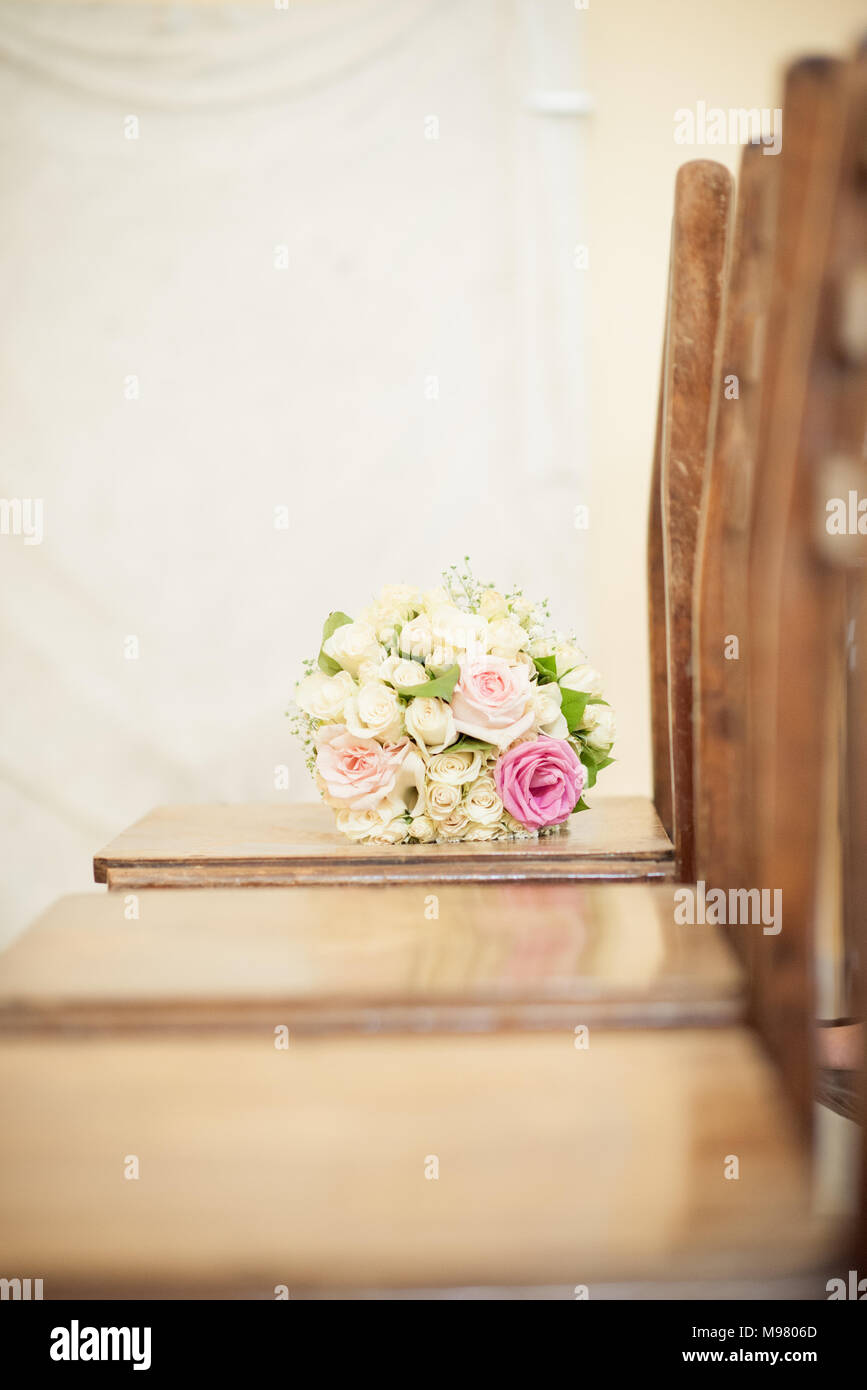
[584,0,866,797]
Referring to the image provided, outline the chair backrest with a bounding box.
[648,160,733,879]
[693,142,778,930]
[743,53,867,1135]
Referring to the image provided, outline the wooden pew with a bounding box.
[91,163,732,892]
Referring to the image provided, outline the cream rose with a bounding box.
[400,614,434,663]
[487,617,529,661]
[367,816,410,844]
[531,683,568,739]
[450,656,534,749]
[479,589,508,621]
[380,655,428,688]
[527,636,556,659]
[378,584,420,614]
[510,596,539,626]
[409,814,436,843]
[425,779,462,821]
[344,681,404,742]
[295,669,355,722]
[336,806,403,842]
[464,823,502,841]
[427,749,482,785]
[435,805,471,839]
[583,703,616,750]
[322,621,384,677]
[560,663,604,696]
[463,776,504,826]
[421,586,450,613]
[404,696,457,753]
[430,604,489,658]
[554,641,587,676]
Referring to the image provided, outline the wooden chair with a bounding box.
[3,50,864,1295]
[90,163,732,892]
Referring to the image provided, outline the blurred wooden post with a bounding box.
[659,160,733,883]
[749,53,867,1133]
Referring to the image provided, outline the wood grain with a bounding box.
[93,796,674,890]
[648,318,673,838]
[693,142,778,947]
[747,56,855,1131]
[0,884,742,1035]
[660,161,733,883]
[0,1028,821,1296]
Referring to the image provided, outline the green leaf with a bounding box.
[317,611,352,676]
[532,654,557,685]
[581,743,615,769]
[559,688,591,733]
[585,696,609,706]
[447,736,495,754]
[396,663,460,701]
[572,796,590,813]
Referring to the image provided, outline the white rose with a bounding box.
[510,596,539,626]
[427,749,482,785]
[463,776,504,826]
[323,621,384,676]
[425,780,462,821]
[464,824,503,841]
[479,589,508,621]
[554,641,587,676]
[487,618,529,661]
[367,816,410,844]
[531,684,568,739]
[502,813,537,840]
[409,814,436,843]
[378,584,420,614]
[583,704,616,750]
[430,605,489,658]
[528,636,556,659]
[379,654,428,688]
[421,586,450,613]
[404,696,457,753]
[357,659,382,685]
[336,806,400,842]
[400,614,434,663]
[344,681,405,742]
[435,805,471,839]
[559,663,605,696]
[295,669,356,722]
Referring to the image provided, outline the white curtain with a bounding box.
[0,0,588,943]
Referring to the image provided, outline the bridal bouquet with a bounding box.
[291,562,615,845]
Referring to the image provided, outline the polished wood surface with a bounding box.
[93,796,674,889]
[693,141,778,929]
[0,1027,821,1296]
[660,160,733,882]
[747,56,857,1130]
[647,333,673,839]
[0,884,741,1034]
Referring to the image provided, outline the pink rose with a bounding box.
[315,725,422,811]
[494,735,584,830]
[451,656,534,749]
